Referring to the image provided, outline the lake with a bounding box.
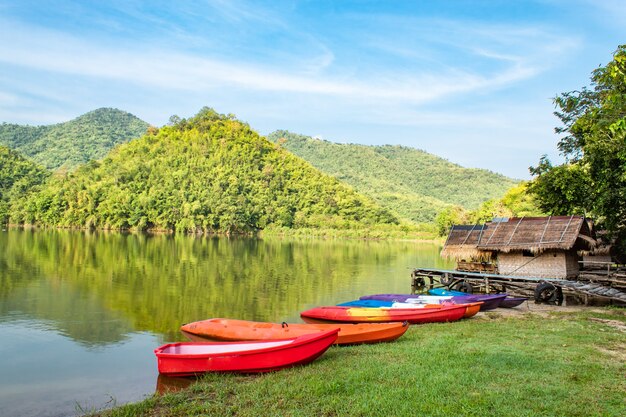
[0,229,452,416]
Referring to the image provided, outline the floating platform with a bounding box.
[411,268,626,305]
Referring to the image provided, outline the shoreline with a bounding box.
[93,305,626,417]
[2,223,443,242]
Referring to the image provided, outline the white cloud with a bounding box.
[0,18,567,108]
[0,91,20,106]
[0,8,585,178]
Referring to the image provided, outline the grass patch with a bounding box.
[95,309,625,416]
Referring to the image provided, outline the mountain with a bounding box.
[0,146,49,223]
[9,108,398,232]
[267,131,519,222]
[0,108,150,171]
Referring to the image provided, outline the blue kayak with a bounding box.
[428,288,469,297]
[337,299,394,308]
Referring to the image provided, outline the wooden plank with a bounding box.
[412,267,565,282]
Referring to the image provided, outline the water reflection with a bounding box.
[1,229,451,342]
[155,374,195,395]
[0,229,452,416]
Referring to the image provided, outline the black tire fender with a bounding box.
[440,273,453,286]
[534,282,563,305]
[453,281,474,294]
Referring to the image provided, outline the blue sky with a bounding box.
[0,1,624,178]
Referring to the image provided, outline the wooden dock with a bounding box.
[411,267,626,305]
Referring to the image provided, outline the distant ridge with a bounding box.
[9,108,398,233]
[0,108,150,170]
[267,130,518,222]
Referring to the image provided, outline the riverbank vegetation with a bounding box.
[95,308,625,416]
[529,45,626,251]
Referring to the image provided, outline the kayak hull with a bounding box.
[499,297,528,308]
[338,299,483,319]
[181,318,409,345]
[300,305,467,324]
[361,293,506,311]
[155,329,338,377]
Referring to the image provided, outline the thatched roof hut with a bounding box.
[441,224,491,260]
[441,216,596,261]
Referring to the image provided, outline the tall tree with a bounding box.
[529,45,626,250]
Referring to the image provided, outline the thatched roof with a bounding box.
[440,224,492,260]
[441,216,596,260]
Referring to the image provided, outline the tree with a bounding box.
[529,45,626,250]
[434,205,468,236]
[469,182,544,223]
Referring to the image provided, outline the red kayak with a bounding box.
[155,328,338,376]
[300,304,467,324]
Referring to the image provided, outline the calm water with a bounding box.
[0,229,452,416]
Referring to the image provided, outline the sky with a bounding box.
[0,1,624,178]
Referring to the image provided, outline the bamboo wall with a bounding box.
[497,250,580,279]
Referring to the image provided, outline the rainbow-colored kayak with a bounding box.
[300,304,467,324]
[337,299,482,319]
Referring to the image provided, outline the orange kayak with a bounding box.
[462,302,483,318]
[181,318,410,345]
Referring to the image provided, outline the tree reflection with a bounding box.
[0,230,452,345]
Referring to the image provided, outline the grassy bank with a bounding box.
[96,308,625,417]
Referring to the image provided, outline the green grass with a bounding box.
[96,309,625,416]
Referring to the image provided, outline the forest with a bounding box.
[268,131,518,222]
[0,99,567,237]
[0,108,149,170]
[0,104,526,236]
[5,108,402,234]
[0,146,49,223]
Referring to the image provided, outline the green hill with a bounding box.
[0,108,150,171]
[9,108,398,233]
[267,131,519,222]
[0,146,50,223]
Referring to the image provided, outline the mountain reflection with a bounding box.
[0,229,452,346]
